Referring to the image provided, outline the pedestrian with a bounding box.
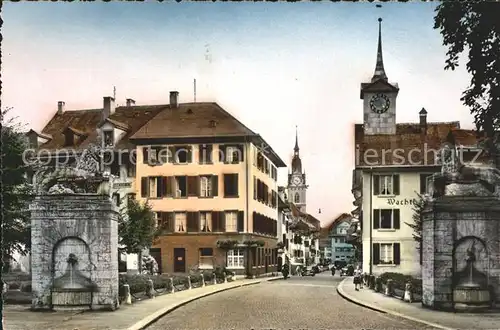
[353,266,362,291]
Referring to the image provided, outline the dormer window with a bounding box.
[63,127,85,147]
[64,130,74,147]
[103,130,114,147]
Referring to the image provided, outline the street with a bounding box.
[146,273,438,330]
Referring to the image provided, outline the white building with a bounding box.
[353,19,463,277]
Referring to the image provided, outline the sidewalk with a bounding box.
[337,278,500,330]
[4,276,282,330]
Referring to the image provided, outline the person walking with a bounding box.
[353,266,362,291]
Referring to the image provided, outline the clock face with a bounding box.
[369,93,390,114]
[292,176,301,185]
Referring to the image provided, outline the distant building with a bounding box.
[324,213,355,264]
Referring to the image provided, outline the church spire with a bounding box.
[294,125,299,153]
[372,18,388,83]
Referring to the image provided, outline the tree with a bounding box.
[434,3,500,159]
[406,192,425,265]
[118,198,163,257]
[1,108,33,272]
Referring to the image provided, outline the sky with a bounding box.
[3,2,474,225]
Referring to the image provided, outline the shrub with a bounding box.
[379,272,422,294]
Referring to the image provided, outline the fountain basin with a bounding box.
[52,287,93,310]
[453,286,491,311]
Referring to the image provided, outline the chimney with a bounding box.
[419,108,428,133]
[126,98,136,107]
[170,91,179,108]
[103,96,116,121]
[57,101,65,114]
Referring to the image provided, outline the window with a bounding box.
[111,159,120,176]
[294,192,300,203]
[225,211,237,232]
[175,146,192,164]
[199,248,214,269]
[103,130,114,147]
[420,174,432,194]
[175,212,187,232]
[374,174,400,196]
[149,177,158,198]
[126,193,136,206]
[175,176,187,197]
[373,209,400,230]
[223,173,239,197]
[200,212,212,232]
[123,153,136,177]
[198,144,213,164]
[200,176,212,197]
[227,249,245,268]
[226,147,237,163]
[373,242,400,265]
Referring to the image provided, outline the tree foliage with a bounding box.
[434,3,500,146]
[406,193,425,263]
[1,108,34,271]
[118,198,163,255]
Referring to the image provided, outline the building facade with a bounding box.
[351,19,468,277]
[130,92,286,276]
[330,214,355,263]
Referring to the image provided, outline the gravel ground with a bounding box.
[147,273,438,330]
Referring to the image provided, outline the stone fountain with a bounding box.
[422,141,500,311]
[30,144,120,311]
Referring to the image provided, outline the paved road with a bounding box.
[147,272,438,330]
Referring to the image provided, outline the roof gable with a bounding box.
[130,102,256,140]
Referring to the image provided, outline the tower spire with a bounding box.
[372,18,388,82]
[294,125,299,152]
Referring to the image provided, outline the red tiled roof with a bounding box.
[354,121,467,167]
[323,213,352,232]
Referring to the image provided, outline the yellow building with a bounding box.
[130,92,286,275]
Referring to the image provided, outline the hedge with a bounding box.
[379,272,422,295]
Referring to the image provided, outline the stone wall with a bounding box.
[31,194,119,310]
[422,196,500,309]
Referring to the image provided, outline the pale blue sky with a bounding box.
[3,2,473,223]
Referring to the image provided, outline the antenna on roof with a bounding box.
[113,86,116,100]
[194,79,197,103]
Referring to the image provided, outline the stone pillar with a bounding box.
[30,195,120,311]
[187,275,192,289]
[201,275,206,287]
[123,284,132,305]
[169,278,175,293]
[146,279,154,299]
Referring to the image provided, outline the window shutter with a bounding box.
[237,145,244,162]
[393,209,400,229]
[393,243,400,265]
[237,211,244,232]
[253,176,257,200]
[233,173,239,196]
[141,177,148,197]
[187,176,198,197]
[156,177,162,198]
[373,175,380,195]
[373,209,380,229]
[372,243,380,265]
[168,146,175,163]
[420,174,427,194]
[219,145,226,162]
[166,176,174,197]
[393,175,400,195]
[198,144,204,164]
[142,147,149,164]
[161,177,168,197]
[187,146,193,163]
[196,176,201,196]
[211,211,220,232]
[219,211,226,231]
[223,174,230,196]
[187,212,198,232]
[211,175,218,196]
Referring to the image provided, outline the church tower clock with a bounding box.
[361,18,399,135]
[287,127,308,212]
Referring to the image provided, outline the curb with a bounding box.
[336,278,456,330]
[128,276,282,330]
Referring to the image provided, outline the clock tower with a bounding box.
[287,127,308,212]
[361,18,399,135]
